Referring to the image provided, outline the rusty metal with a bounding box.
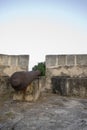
[10,70,41,91]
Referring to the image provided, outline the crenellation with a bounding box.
[58,55,66,66]
[66,55,75,66]
[0,54,29,76]
[45,54,87,97]
[76,55,87,66]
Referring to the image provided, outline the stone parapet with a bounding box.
[0,54,29,76]
[46,54,87,68]
[51,76,87,97]
[45,54,87,96]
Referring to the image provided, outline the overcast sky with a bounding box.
[0,0,87,70]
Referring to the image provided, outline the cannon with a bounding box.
[10,70,41,91]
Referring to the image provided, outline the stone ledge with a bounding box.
[51,76,87,97]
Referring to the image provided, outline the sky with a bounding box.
[0,0,87,70]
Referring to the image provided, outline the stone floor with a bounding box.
[0,93,87,130]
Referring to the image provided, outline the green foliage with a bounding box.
[32,62,46,76]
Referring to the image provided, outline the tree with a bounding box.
[32,62,46,76]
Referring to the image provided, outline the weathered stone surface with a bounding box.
[58,55,66,66]
[46,66,87,91]
[0,54,6,65]
[39,76,46,92]
[13,79,43,102]
[51,76,87,97]
[18,55,29,68]
[76,55,87,65]
[46,54,87,68]
[13,91,24,101]
[51,76,69,96]
[2,55,9,65]
[67,55,75,66]
[0,75,45,103]
[67,78,87,97]
[0,76,13,96]
[46,54,87,90]
[0,54,29,76]
[0,94,87,130]
[10,56,17,66]
[46,55,57,67]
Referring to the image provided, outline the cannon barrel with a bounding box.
[10,70,41,91]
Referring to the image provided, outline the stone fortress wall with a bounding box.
[45,55,87,97]
[0,54,87,99]
[46,55,87,68]
[0,54,29,76]
[0,54,45,101]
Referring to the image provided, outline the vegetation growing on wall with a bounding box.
[32,62,46,76]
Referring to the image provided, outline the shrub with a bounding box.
[32,62,46,76]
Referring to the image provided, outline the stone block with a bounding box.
[76,55,87,66]
[51,76,69,96]
[58,55,66,66]
[0,54,29,76]
[0,54,9,65]
[0,76,13,95]
[0,54,4,65]
[10,56,17,66]
[18,55,29,68]
[46,55,57,67]
[67,55,75,66]
[3,55,9,65]
[51,76,87,97]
